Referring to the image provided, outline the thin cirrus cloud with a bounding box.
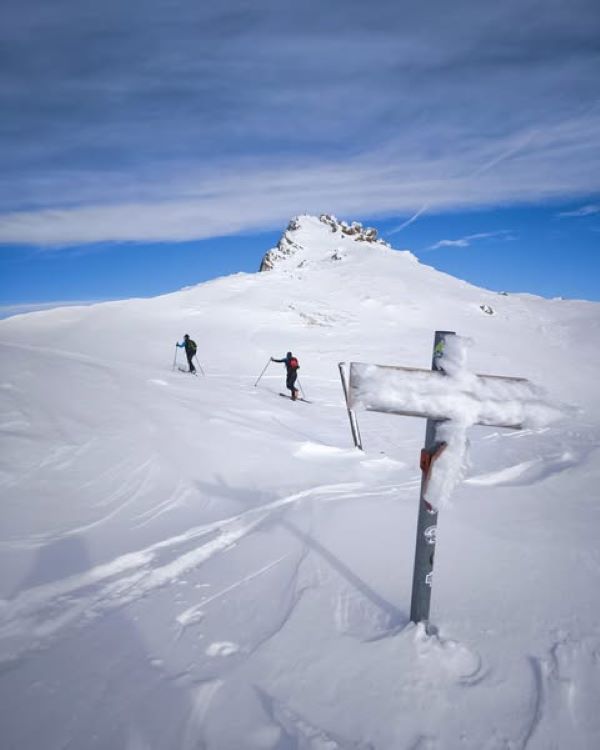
[427,231,515,251]
[388,205,430,235]
[0,0,599,247]
[558,204,600,218]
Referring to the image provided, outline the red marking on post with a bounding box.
[420,443,447,475]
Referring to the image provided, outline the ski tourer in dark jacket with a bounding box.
[177,334,197,373]
[271,351,300,399]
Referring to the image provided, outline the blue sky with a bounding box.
[1,0,599,314]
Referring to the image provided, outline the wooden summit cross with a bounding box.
[338,331,544,625]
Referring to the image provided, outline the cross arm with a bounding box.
[347,362,544,430]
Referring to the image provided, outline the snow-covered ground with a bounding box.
[1,215,599,749]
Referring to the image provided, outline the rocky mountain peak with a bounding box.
[259,214,389,272]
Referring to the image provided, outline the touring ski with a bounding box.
[279,393,311,403]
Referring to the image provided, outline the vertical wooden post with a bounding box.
[338,362,363,450]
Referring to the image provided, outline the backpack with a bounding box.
[289,356,299,369]
[188,339,197,354]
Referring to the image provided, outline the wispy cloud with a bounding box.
[0,0,599,247]
[558,204,600,218]
[388,205,429,235]
[427,231,514,251]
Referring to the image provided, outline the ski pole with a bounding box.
[172,345,178,371]
[297,377,307,400]
[254,358,271,387]
[194,356,205,376]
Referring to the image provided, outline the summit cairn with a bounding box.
[259,214,389,272]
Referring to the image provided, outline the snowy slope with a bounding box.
[1,214,599,750]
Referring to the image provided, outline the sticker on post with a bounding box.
[424,525,437,545]
[425,572,433,587]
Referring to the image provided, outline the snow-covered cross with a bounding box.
[339,331,559,625]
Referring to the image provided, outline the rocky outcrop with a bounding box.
[259,214,388,272]
[259,219,303,272]
[318,214,381,243]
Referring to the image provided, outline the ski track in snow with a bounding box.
[0,481,384,664]
[175,554,289,634]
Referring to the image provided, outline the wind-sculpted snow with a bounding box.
[0,481,363,664]
[1,216,600,748]
[349,336,567,508]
